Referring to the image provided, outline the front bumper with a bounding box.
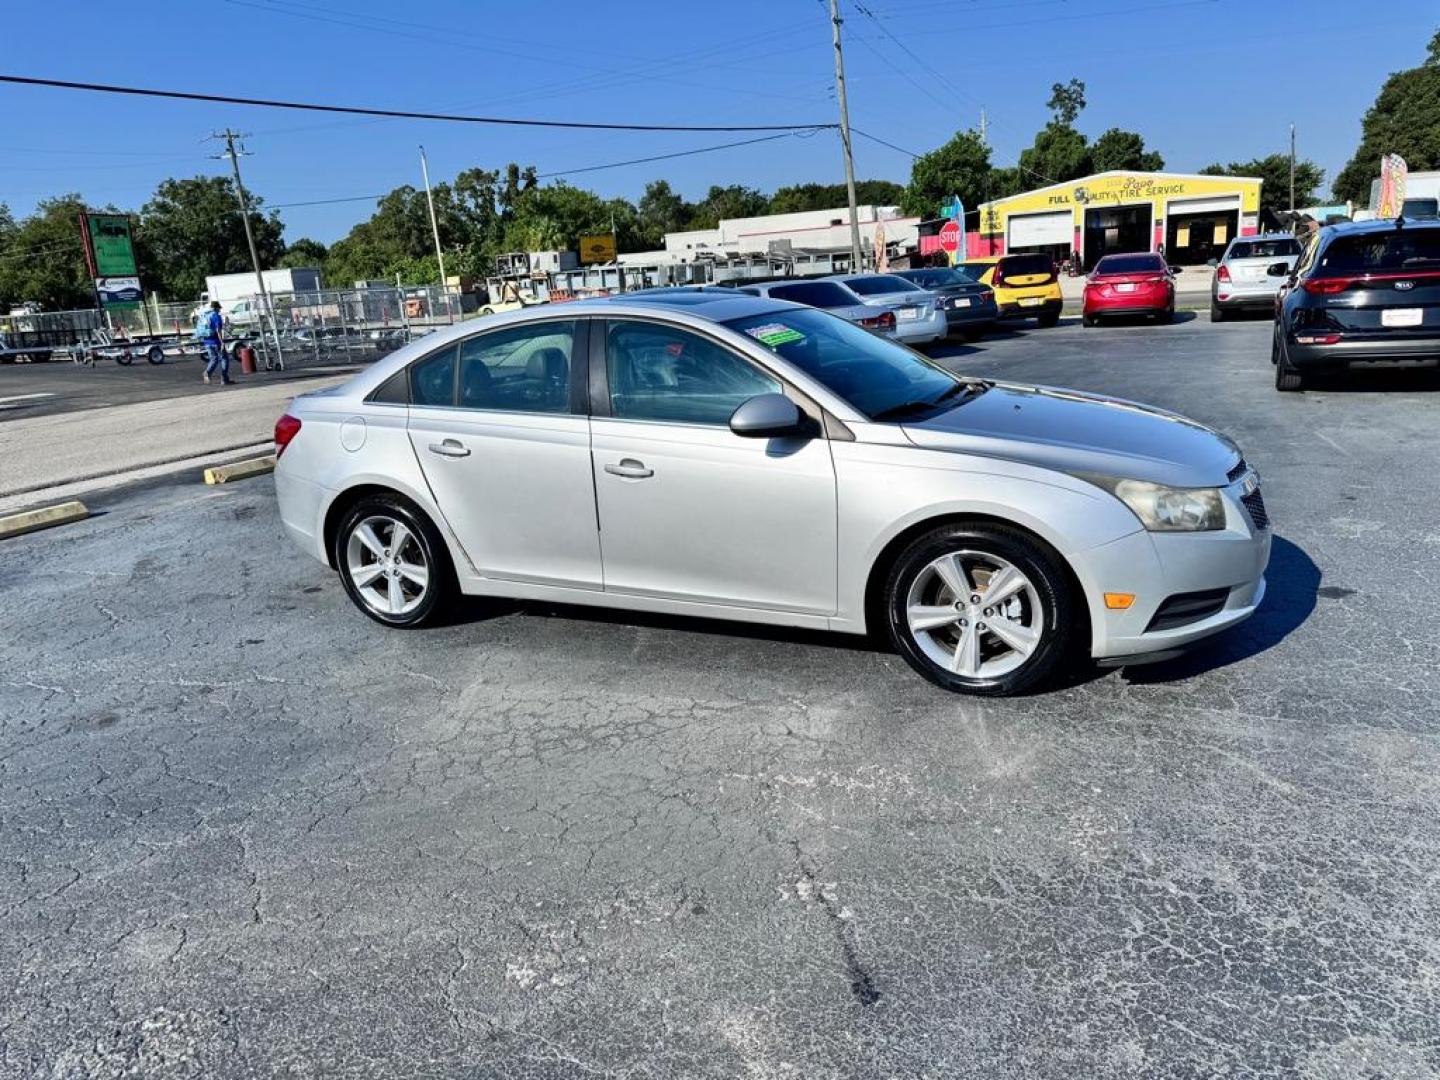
[894,308,948,344]
[1075,482,1271,660]
[1287,333,1440,370]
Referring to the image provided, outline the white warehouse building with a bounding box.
[661,204,918,258]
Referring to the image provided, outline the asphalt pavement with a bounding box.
[4,314,1440,1077]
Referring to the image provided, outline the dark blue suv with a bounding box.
[1272,218,1440,390]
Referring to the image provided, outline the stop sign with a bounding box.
[938,218,961,255]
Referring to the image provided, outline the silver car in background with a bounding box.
[1211,234,1302,320]
[735,278,898,337]
[274,292,1270,696]
[826,272,948,346]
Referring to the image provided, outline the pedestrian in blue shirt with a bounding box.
[201,301,233,385]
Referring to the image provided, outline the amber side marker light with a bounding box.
[1104,593,1137,610]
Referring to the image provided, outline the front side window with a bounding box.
[457,320,576,413]
[606,320,780,425]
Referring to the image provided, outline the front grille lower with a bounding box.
[1146,588,1231,633]
[1226,458,1248,484]
[1241,488,1270,530]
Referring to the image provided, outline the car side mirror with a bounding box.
[729,393,806,439]
[1267,261,1289,276]
[1168,265,1182,275]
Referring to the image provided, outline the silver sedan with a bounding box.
[274,293,1270,695]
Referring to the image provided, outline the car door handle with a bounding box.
[604,458,653,479]
[428,439,470,458]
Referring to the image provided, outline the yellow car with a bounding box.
[959,254,1063,327]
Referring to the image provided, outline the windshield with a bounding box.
[1228,238,1301,260]
[725,308,965,420]
[1094,254,1166,275]
[1318,229,1440,274]
[844,274,920,296]
[901,269,972,288]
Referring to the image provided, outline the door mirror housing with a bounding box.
[1168,265,1183,275]
[729,393,806,439]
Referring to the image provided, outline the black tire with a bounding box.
[1037,311,1060,328]
[146,345,165,365]
[1273,328,1304,391]
[114,351,134,366]
[1210,301,1226,322]
[1082,314,1096,328]
[883,522,1076,696]
[333,494,455,628]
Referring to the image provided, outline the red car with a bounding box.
[1082,253,1176,326]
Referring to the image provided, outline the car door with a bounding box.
[405,318,602,589]
[589,317,838,615]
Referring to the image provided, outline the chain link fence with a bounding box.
[241,285,467,369]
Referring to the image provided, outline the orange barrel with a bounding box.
[237,344,257,375]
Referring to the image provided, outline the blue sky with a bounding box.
[3,0,1428,243]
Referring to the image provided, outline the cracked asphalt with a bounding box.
[4,314,1440,1078]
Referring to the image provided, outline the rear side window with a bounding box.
[958,262,992,280]
[456,320,576,414]
[410,344,456,407]
[369,367,409,404]
[845,275,918,296]
[1228,238,1301,260]
[1094,254,1165,274]
[998,254,1053,276]
[768,281,855,308]
[1318,230,1440,275]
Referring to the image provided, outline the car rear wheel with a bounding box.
[1082,313,1097,328]
[1037,311,1060,328]
[334,495,454,627]
[1273,329,1304,391]
[883,523,1076,696]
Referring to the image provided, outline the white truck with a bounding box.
[199,267,323,325]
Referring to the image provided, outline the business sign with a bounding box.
[96,276,143,309]
[578,233,617,265]
[80,213,139,277]
[1377,154,1408,217]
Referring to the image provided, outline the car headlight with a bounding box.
[1077,474,1225,532]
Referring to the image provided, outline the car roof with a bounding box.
[561,290,797,322]
[1320,217,1440,240]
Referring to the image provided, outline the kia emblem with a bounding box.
[1395,280,1415,290]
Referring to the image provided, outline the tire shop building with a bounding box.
[969,170,1263,268]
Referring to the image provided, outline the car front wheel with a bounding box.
[334,495,453,627]
[883,523,1076,695]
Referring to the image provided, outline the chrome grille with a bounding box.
[1226,458,1248,484]
[1241,488,1269,530]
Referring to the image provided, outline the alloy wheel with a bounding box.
[345,514,430,616]
[904,549,1044,679]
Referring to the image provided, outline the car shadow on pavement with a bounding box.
[1304,369,1440,393]
[1090,310,1198,327]
[1119,534,1319,685]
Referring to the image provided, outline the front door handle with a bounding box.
[604,457,653,480]
[428,438,470,458]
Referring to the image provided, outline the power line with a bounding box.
[537,132,812,179]
[851,127,920,159]
[0,74,836,133]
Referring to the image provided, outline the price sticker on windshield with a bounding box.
[745,323,805,347]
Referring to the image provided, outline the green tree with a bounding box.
[139,176,285,300]
[1017,123,1092,188]
[1047,78,1087,125]
[637,180,692,247]
[900,129,993,217]
[687,184,768,229]
[279,238,328,269]
[1333,29,1440,204]
[0,194,103,310]
[1090,128,1165,173]
[1200,155,1325,215]
[769,180,904,214]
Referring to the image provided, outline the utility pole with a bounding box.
[211,129,283,369]
[979,107,988,148]
[829,0,863,269]
[1289,123,1296,214]
[418,145,447,288]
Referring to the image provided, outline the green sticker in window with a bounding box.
[745,322,805,347]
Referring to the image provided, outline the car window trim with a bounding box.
[399,315,586,417]
[591,315,827,433]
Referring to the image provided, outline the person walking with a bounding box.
[200,301,233,385]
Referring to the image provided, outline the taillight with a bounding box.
[991,267,1005,287]
[1216,264,1230,282]
[859,310,897,330]
[274,413,302,459]
[1301,277,1356,295]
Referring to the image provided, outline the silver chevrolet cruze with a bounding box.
[273,291,1270,695]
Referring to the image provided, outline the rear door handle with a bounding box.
[604,458,653,479]
[428,438,470,458]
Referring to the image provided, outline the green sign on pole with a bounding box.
[85,213,138,277]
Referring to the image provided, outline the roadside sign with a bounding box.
[81,213,138,277]
[96,276,143,310]
[938,219,961,257]
[1378,154,1408,217]
[579,233,617,265]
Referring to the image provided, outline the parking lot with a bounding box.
[4,314,1440,1076]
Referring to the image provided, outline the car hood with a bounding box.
[901,381,1240,488]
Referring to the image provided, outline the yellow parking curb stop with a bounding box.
[204,455,277,485]
[0,500,90,540]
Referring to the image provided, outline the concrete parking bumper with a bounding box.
[203,454,277,485]
[0,499,89,539]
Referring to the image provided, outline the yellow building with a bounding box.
[970,170,1263,268]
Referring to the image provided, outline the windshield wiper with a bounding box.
[872,381,990,421]
[871,399,944,421]
[932,379,990,405]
